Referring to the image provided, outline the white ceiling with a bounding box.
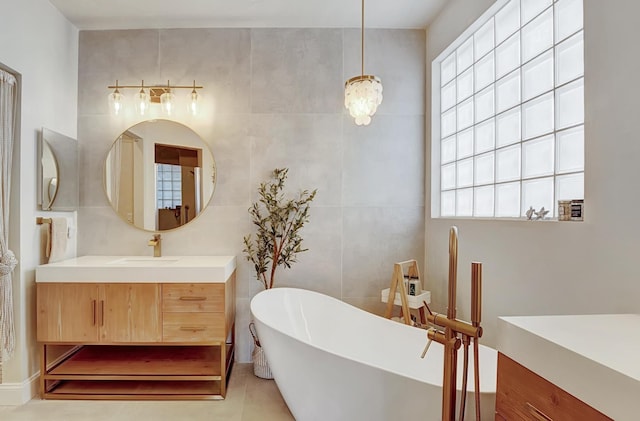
[49,0,447,30]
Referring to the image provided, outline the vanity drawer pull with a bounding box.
[179,296,207,301]
[179,326,207,332]
[92,300,97,326]
[526,402,553,421]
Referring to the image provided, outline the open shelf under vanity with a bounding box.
[41,343,234,400]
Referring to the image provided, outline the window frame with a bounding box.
[431,0,584,220]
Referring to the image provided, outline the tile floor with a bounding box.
[0,364,294,421]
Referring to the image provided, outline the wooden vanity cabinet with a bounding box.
[36,274,235,400]
[495,352,612,420]
[37,283,161,343]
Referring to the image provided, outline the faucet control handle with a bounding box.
[420,328,437,359]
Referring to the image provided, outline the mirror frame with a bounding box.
[103,119,217,232]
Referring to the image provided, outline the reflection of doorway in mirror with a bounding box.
[104,120,215,232]
[154,144,202,231]
[105,132,138,224]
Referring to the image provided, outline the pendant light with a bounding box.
[344,0,383,126]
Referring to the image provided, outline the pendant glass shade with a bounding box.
[134,88,150,116]
[108,90,123,116]
[344,75,383,126]
[160,91,175,115]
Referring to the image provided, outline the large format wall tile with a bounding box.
[250,113,342,207]
[79,30,160,77]
[343,114,425,207]
[251,29,343,114]
[78,116,128,207]
[342,206,425,299]
[159,29,251,115]
[77,28,425,362]
[191,114,252,207]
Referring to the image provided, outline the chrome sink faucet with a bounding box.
[148,234,162,257]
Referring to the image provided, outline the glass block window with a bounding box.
[156,163,182,209]
[433,0,584,218]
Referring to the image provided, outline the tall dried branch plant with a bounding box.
[243,168,317,290]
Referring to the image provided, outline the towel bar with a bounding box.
[36,217,53,225]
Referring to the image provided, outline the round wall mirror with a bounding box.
[104,120,216,232]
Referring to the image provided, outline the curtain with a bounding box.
[0,68,18,365]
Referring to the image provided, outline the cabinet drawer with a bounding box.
[162,312,224,343]
[496,353,612,420]
[162,284,224,312]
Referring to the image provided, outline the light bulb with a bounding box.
[189,89,199,115]
[161,91,175,115]
[134,87,150,116]
[108,89,123,116]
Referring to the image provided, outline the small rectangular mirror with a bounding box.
[38,128,79,211]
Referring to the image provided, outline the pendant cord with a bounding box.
[361,0,365,77]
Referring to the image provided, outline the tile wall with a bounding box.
[77,28,425,361]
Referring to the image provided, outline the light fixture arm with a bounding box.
[107,81,203,90]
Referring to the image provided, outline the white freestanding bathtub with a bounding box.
[250,288,497,421]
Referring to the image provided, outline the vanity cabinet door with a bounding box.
[99,284,161,343]
[37,283,99,342]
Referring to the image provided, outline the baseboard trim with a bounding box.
[0,372,39,405]
[0,345,81,405]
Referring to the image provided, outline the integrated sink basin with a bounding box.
[36,255,236,283]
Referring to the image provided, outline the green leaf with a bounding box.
[242,168,316,289]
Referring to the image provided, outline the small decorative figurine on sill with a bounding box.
[525,206,535,220]
[535,207,549,220]
[526,206,550,220]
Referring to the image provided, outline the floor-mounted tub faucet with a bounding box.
[148,234,162,257]
[421,226,483,420]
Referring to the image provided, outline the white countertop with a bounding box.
[497,314,640,420]
[36,255,236,283]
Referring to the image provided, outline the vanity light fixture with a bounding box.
[107,80,203,116]
[344,0,383,126]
